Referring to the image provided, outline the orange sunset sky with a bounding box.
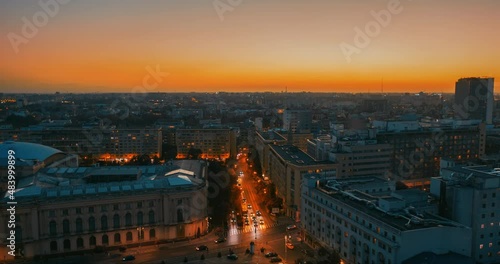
[0,0,499,93]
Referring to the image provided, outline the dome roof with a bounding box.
[0,141,63,164]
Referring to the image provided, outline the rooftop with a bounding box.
[0,141,63,166]
[2,160,207,202]
[256,130,287,142]
[270,145,333,166]
[309,177,463,232]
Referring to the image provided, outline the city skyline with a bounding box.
[1,0,499,93]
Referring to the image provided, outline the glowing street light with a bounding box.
[284,235,288,262]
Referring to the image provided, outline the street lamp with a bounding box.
[137,226,144,248]
[284,235,287,262]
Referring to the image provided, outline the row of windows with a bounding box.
[49,211,155,235]
[479,242,500,249]
[482,192,497,199]
[49,229,156,251]
[307,219,393,264]
[49,202,155,217]
[480,222,500,229]
[306,195,396,242]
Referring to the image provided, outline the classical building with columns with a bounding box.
[0,142,208,260]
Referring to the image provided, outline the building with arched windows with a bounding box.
[0,142,208,260]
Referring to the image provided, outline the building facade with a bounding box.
[267,145,336,220]
[283,109,312,133]
[329,137,392,179]
[255,130,287,179]
[454,77,494,124]
[301,175,472,264]
[375,120,486,180]
[431,166,500,264]
[175,128,236,161]
[0,127,162,161]
[0,145,209,260]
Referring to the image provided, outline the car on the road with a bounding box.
[256,210,261,216]
[301,249,314,257]
[260,219,264,225]
[247,204,252,209]
[286,224,297,230]
[196,245,208,251]
[245,220,250,225]
[122,255,135,261]
[215,237,226,243]
[270,257,283,262]
[265,252,278,258]
[286,242,295,250]
[227,253,238,260]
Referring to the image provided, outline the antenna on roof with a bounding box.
[381,77,384,93]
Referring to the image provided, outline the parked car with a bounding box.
[286,224,297,230]
[215,237,226,243]
[286,242,295,250]
[196,245,208,251]
[122,255,135,261]
[265,252,278,258]
[227,254,238,260]
[270,257,283,262]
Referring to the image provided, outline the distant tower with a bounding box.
[381,78,384,93]
[454,77,494,124]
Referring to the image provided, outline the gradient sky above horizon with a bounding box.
[1,0,499,94]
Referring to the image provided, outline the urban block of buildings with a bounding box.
[0,142,209,260]
[301,175,473,264]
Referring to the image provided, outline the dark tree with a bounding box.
[162,144,177,160]
[187,148,202,159]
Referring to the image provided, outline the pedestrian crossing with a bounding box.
[228,221,282,236]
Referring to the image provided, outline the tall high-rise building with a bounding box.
[455,77,494,124]
[282,109,312,133]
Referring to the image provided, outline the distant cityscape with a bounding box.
[0,76,499,264]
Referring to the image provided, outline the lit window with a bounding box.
[480,244,484,249]
[489,243,493,248]
[481,224,485,229]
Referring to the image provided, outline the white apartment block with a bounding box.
[301,175,472,264]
